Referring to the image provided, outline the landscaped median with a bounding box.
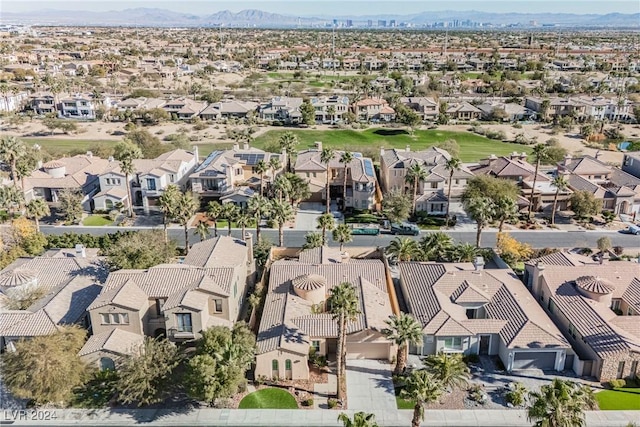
[238,388,298,409]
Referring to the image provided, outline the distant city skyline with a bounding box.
[3,0,638,16]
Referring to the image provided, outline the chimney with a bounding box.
[192,145,199,163]
[244,232,254,267]
[243,142,249,150]
[233,143,239,151]
[473,256,485,271]
[531,261,545,294]
[406,145,411,152]
[75,244,86,258]
[108,156,114,162]
[600,251,609,265]
[380,147,385,157]
[563,154,572,166]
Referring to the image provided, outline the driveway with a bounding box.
[346,359,397,411]
[295,202,323,230]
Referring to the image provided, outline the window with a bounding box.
[628,307,635,316]
[311,340,320,352]
[146,178,156,190]
[155,298,166,316]
[547,299,555,314]
[443,337,463,350]
[176,313,193,333]
[431,182,438,189]
[611,299,621,311]
[272,359,279,370]
[630,361,638,379]
[169,174,175,183]
[285,359,292,370]
[466,308,476,319]
[214,299,223,313]
[100,313,129,325]
[100,357,115,371]
[539,292,544,303]
[617,361,625,379]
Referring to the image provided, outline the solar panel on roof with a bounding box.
[363,159,374,177]
[353,152,362,158]
[195,151,223,172]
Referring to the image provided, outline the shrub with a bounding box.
[302,398,314,407]
[505,383,527,407]
[463,354,480,364]
[613,246,624,256]
[327,398,338,409]
[609,379,626,388]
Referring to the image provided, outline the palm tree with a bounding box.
[332,223,353,252]
[221,203,239,236]
[337,412,379,427]
[206,200,223,238]
[272,174,291,202]
[0,185,24,217]
[527,379,595,427]
[424,352,470,391]
[494,196,519,233]
[419,232,453,261]
[527,144,548,218]
[321,147,335,214]
[449,243,478,262]
[551,174,568,226]
[400,370,444,427]
[114,140,142,217]
[26,199,51,233]
[158,184,180,243]
[0,136,27,187]
[25,199,50,233]
[269,199,294,247]
[383,313,423,375]
[255,160,269,197]
[444,157,461,227]
[194,220,210,241]
[406,163,428,216]
[464,196,495,247]
[316,213,336,246]
[286,173,311,210]
[174,191,199,255]
[328,282,360,402]
[278,131,298,172]
[339,151,354,212]
[235,211,251,237]
[268,156,281,186]
[302,232,323,249]
[386,237,420,262]
[248,195,272,242]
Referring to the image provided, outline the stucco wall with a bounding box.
[90,305,144,336]
[255,351,309,380]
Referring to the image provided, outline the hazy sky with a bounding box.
[3,0,639,15]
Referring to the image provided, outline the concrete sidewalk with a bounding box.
[4,408,639,426]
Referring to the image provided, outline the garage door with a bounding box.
[512,351,556,370]
[347,343,389,360]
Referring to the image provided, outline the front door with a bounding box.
[479,335,490,355]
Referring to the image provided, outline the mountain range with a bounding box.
[2,8,639,28]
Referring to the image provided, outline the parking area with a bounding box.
[346,359,397,412]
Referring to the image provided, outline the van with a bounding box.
[390,222,420,236]
[625,224,640,235]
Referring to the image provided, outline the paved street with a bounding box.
[39,225,640,251]
[346,360,397,412]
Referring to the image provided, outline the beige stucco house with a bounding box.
[528,256,640,381]
[294,143,379,210]
[255,247,396,380]
[80,236,255,368]
[399,260,571,372]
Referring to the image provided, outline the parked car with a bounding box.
[624,225,640,235]
[390,222,420,236]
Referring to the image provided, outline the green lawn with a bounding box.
[82,215,114,226]
[238,388,298,409]
[252,128,531,162]
[596,388,640,410]
[22,138,118,155]
[396,395,415,410]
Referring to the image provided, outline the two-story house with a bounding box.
[80,236,255,368]
[399,97,438,121]
[190,144,285,202]
[311,95,350,123]
[58,94,97,120]
[258,96,303,123]
[380,147,474,214]
[294,143,379,210]
[29,92,57,115]
[528,256,640,381]
[352,98,395,122]
[93,148,198,212]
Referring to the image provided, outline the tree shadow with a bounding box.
[373,129,409,137]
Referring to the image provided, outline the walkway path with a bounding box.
[346,359,397,412]
[313,371,337,409]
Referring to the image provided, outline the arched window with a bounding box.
[285,359,292,370]
[105,199,114,209]
[100,357,115,371]
[272,359,279,371]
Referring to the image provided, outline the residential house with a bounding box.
[190,144,285,200]
[310,95,349,123]
[445,102,482,121]
[58,94,97,120]
[380,147,474,214]
[199,100,258,121]
[294,143,378,210]
[528,258,640,381]
[81,236,255,368]
[573,96,633,122]
[622,153,640,179]
[352,98,395,122]
[255,246,395,380]
[258,97,303,124]
[94,148,198,212]
[477,101,535,122]
[23,153,111,211]
[400,97,438,121]
[162,98,208,120]
[116,97,166,112]
[558,155,640,215]
[0,91,29,113]
[29,92,57,115]
[524,97,585,121]
[399,260,571,372]
[0,247,107,352]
